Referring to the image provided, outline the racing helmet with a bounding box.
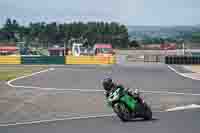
[102,78,114,91]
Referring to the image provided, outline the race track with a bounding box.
[11,64,200,93]
[1,63,200,132]
[2,109,200,133]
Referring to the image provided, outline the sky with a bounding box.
[0,0,200,26]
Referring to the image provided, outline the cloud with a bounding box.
[0,0,200,25]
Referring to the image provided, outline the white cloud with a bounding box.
[0,0,200,25]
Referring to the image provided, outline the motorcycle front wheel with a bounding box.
[143,103,152,120]
[113,103,131,122]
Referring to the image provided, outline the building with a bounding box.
[143,44,162,50]
[160,43,176,50]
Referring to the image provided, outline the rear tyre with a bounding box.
[113,103,131,122]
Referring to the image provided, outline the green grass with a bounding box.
[0,66,48,81]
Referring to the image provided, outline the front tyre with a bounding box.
[143,103,152,120]
[113,103,131,122]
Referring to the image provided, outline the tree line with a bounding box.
[0,18,129,48]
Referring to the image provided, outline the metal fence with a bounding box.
[116,50,168,63]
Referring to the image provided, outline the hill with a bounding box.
[128,25,200,40]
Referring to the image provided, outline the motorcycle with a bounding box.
[106,87,152,122]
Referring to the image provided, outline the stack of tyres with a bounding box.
[195,56,198,64]
[165,56,168,64]
[191,57,195,64]
[186,56,190,65]
[185,56,189,64]
[168,56,171,64]
[165,56,200,65]
[194,56,198,64]
[169,56,173,64]
[189,57,192,64]
[192,57,195,64]
[177,56,180,64]
[182,56,185,64]
[196,56,200,64]
[167,56,172,64]
[174,56,178,64]
[171,56,175,64]
[197,56,200,64]
[198,57,200,64]
[180,56,184,64]
[190,56,192,64]
[181,56,184,64]
[196,56,199,64]
[186,56,190,64]
[190,56,193,64]
[179,56,183,64]
[183,56,187,65]
[174,56,177,64]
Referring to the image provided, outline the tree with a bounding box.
[192,32,200,42]
[1,18,16,41]
[0,19,129,48]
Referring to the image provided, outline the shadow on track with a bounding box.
[113,117,159,123]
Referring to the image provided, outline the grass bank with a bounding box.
[0,65,48,81]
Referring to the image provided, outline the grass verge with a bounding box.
[0,66,48,81]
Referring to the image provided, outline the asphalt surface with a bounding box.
[11,63,200,93]
[1,63,200,133]
[1,109,200,133]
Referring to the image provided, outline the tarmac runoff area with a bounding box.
[0,64,200,130]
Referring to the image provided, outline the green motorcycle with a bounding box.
[106,87,152,122]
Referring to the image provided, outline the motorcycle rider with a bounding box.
[102,78,142,103]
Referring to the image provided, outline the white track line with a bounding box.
[167,65,200,81]
[165,104,200,112]
[7,68,53,88]
[0,109,164,127]
[141,90,200,96]
[7,67,200,95]
[7,67,102,91]
[0,114,115,127]
[52,67,102,71]
[7,67,107,91]
[9,85,104,92]
[4,66,200,127]
[8,82,200,95]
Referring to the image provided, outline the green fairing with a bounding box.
[120,93,137,110]
[107,100,112,107]
[106,87,138,111]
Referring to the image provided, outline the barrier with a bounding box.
[66,56,116,64]
[165,56,200,65]
[0,56,21,64]
[0,55,116,65]
[109,56,116,64]
[21,56,65,64]
[144,55,158,62]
